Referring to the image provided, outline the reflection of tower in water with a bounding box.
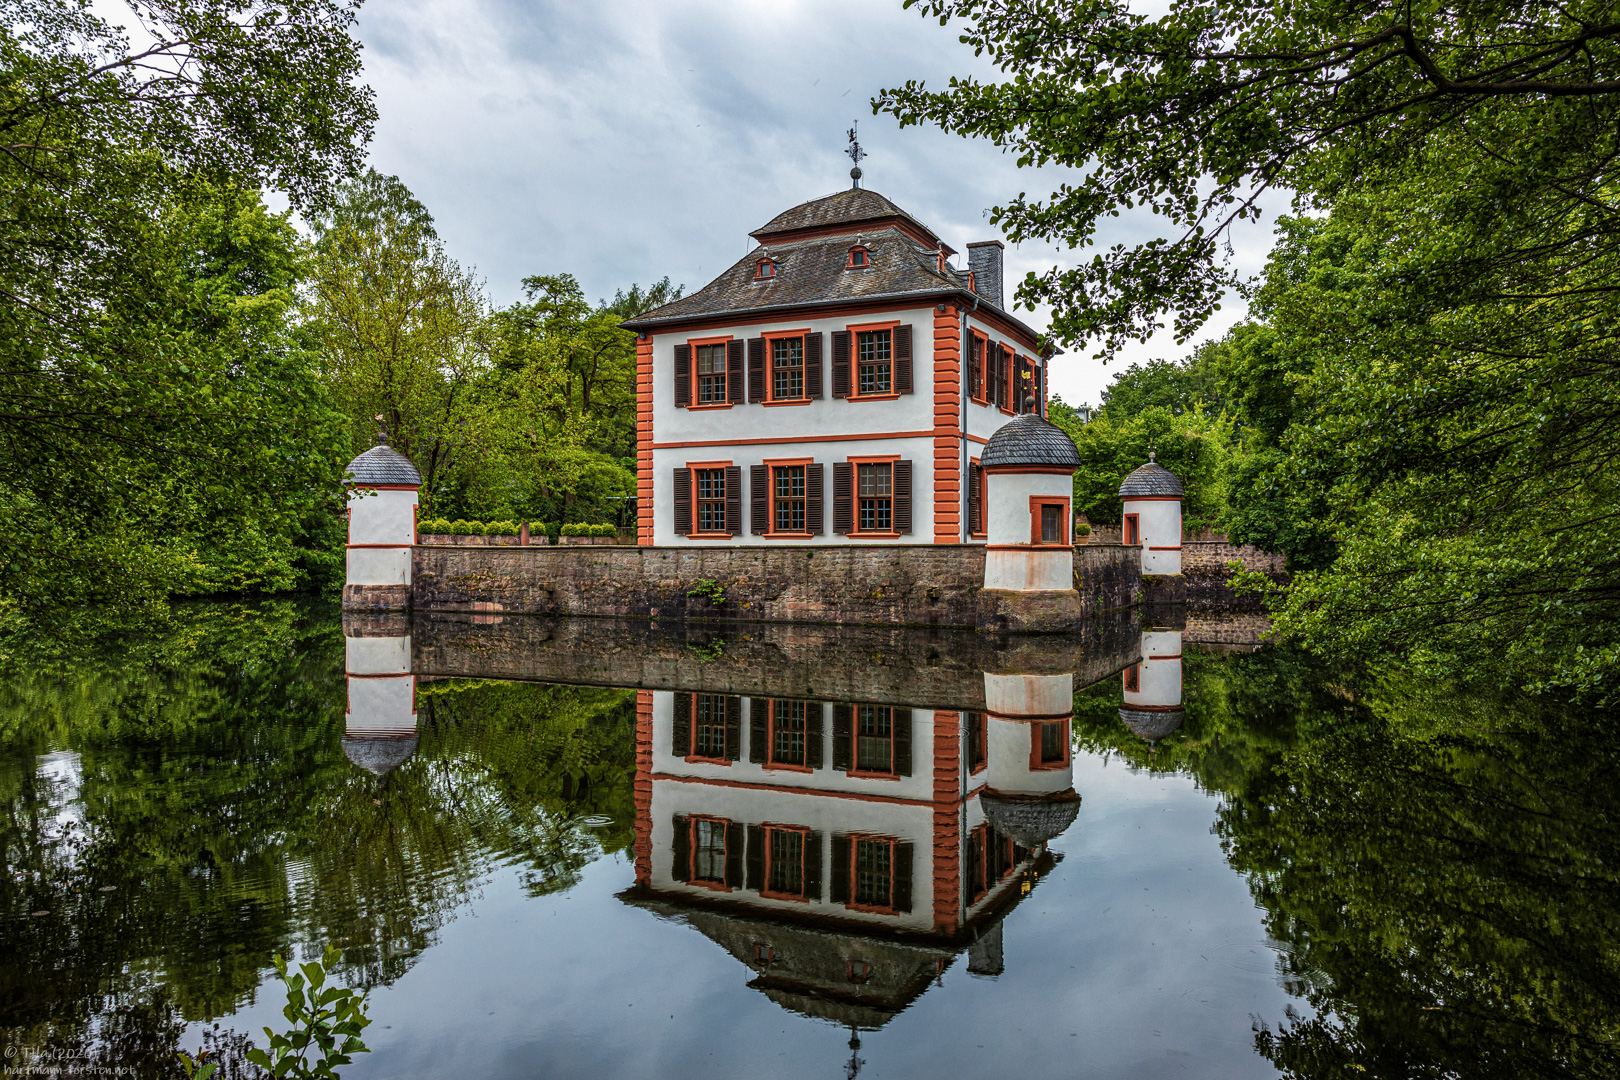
[620,656,1080,1058]
[1119,628,1185,754]
[342,613,419,785]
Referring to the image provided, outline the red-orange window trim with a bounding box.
[1029,495,1072,547]
[759,822,813,901]
[1029,718,1072,771]
[763,457,815,539]
[846,246,872,268]
[683,692,733,765]
[846,703,900,778]
[762,700,814,771]
[843,832,901,914]
[686,334,734,410]
[684,814,733,891]
[686,460,734,540]
[970,331,991,405]
[754,258,777,280]
[846,455,903,541]
[1124,513,1141,546]
[969,457,987,539]
[1123,664,1141,693]
[761,328,812,404]
[845,319,902,402]
[968,711,989,773]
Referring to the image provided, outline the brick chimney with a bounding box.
[967,240,1005,309]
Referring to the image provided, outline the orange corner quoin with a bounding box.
[617,180,1052,551]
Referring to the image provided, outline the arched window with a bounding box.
[847,246,870,269]
[755,258,777,280]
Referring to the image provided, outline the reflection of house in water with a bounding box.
[621,666,1079,1029]
[1119,628,1184,748]
[344,615,420,779]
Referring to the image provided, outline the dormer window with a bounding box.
[755,258,777,280]
[847,246,870,269]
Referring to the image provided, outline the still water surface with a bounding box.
[0,602,1614,1079]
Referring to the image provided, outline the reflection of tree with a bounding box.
[1075,650,1620,1079]
[0,602,636,1071]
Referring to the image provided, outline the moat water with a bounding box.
[0,601,1614,1079]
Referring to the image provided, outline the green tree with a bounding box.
[0,0,373,630]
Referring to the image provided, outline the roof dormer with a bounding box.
[847,244,871,269]
[754,256,778,281]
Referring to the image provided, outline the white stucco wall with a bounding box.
[1123,631,1183,710]
[983,716,1074,798]
[1123,497,1181,575]
[982,673,1074,719]
[347,487,417,545]
[345,674,417,737]
[345,634,411,676]
[346,546,411,587]
[646,303,1046,545]
[986,471,1072,545]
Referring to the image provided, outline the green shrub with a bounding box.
[1076,522,1092,536]
[486,520,519,536]
[560,523,584,536]
[593,524,618,537]
[557,523,618,537]
[448,519,473,535]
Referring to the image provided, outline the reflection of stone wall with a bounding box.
[408,612,1143,710]
[410,544,1141,631]
[1185,612,1272,648]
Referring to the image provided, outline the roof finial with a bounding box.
[374,413,389,446]
[1148,438,1156,463]
[846,121,866,189]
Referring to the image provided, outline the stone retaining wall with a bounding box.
[409,543,1142,630]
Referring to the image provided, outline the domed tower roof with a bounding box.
[980,414,1083,470]
[979,789,1082,848]
[342,735,419,776]
[1118,453,1183,498]
[345,443,421,487]
[1118,706,1185,742]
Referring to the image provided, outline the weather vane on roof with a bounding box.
[847,121,865,189]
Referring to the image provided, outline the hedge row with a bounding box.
[418,519,619,538]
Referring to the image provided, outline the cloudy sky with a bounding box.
[351,0,1271,407]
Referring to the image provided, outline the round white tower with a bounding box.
[979,665,1081,850]
[344,614,418,778]
[1118,451,1183,576]
[1119,628,1185,746]
[343,440,422,611]
[980,414,1083,592]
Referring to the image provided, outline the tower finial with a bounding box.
[846,121,866,188]
[375,413,388,446]
[1148,438,1156,463]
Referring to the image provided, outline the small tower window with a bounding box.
[755,258,777,280]
[847,246,870,268]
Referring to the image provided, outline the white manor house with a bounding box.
[622,182,1067,549]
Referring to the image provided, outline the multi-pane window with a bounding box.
[693,819,726,883]
[774,466,806,533]
[772,337,804,400]
[696,469,727,534]
[967,712,987,772]
[1041,503,1063,544]
[855,705,893,773]
[857,463,893,533]
[1039,720,1067,765]
[853,839,892,907]
[767,828,805,896]
[696,343,727,404]
[856,330,892,395]
[771,701,807,766]
[695,694,726,758]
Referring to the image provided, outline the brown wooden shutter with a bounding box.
[805,333,823,398]
[893,708,912,776]
[832,462,853,534]
[747,337,766,402]
[965,459,978,537]
[724,465,741,536]
[894,324,913,393]
[672,467,692,536]
[726,339,744,404]
[1002,346,1013,409]
[750,464,769,535]
[672,692,691,756]
[673,343,691,408]
[671,814,691,882]
[749,699,769,763]
[832,704,852,770]
[1019,355,1033,412]
[992,345,1006,408]
[804,831,824,901]
[831,330,850,398]
[806,703,824,769]
[806,463,824,536]
[726,822,745,887]
[725,696,742,760]
[829,834,851,903]
[746,824,765,891]
[892,842,914,912]
[968,337,981,400]
[892,460,913,534]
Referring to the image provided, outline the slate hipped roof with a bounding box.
[621,187,1043,346]
[1118,459,1184,498]
[346,444,422,487]
[979,413,1083,470]
[979,790,1082,848]
[1119,706,1185,742]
